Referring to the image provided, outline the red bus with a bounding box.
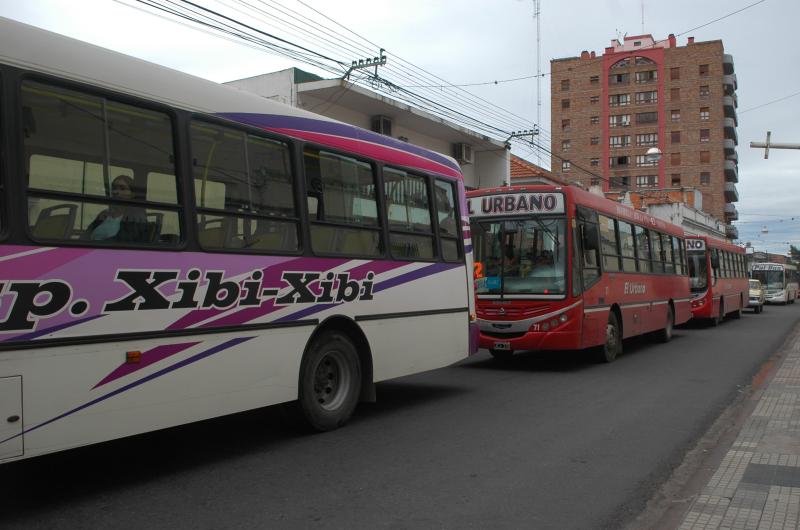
[686,236,748,325]
[468,185,692,362]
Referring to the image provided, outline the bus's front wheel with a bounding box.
[598,312,621,363]
[297,331,361,432]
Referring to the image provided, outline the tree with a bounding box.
[790,245,800,265]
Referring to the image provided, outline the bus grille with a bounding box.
[478,305,552,319]
[483,331,527,339]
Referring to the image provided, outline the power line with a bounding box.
[739,89,800,114]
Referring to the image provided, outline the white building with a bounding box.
[226,68,509,189]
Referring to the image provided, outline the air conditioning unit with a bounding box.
[453,143,473,164]
[371,115,392,136]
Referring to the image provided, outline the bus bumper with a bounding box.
[479,329,583,352]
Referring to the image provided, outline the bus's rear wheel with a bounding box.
[711,300,724,327]
[489,348,514,361]
[297,331,361,432]
[598,312,621,363]
[732,297,742,319]
[657,304,674,343]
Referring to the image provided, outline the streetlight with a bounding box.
[645,147,662,163]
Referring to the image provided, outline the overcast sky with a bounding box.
[2,0,798,253]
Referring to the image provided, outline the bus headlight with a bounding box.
[559,314,568,323]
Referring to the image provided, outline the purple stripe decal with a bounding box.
[374,263,461,293]
[93,341,201,389]
[0,336,254,446]
[465,245,473,253]
[274,302,340,323]
[219,113,461,174]
[11,314,106,341]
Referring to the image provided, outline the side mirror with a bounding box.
[710,253,720,269]
[582,224,599,251]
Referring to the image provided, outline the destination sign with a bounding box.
[467,193,564,218]
[685,239,706,251]
[752,264,783,271]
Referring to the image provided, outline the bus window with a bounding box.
[618,222,637,272]
[651,231,664,273]
[598,215,621,271]
[634,227,652,273]
[662,234,675,273]
[23,81,180,245]
[435,179,461,262]
[304,148,381,257]
[384,167,435,259]
[192,121,298,252]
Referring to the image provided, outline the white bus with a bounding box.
[0,17,477,463]
[750,262,798,304]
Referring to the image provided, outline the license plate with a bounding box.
[493,341,511,350]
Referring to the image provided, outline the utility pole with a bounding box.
[750,131,800,159]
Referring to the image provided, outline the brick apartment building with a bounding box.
[550,34,739,238]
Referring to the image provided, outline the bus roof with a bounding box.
[0,16,462,180]
[684,235,745,253]
[467,184,686,238]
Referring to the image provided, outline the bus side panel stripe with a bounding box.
[92,341,201,389]
[0,336,255,446]
[11,314,106,342]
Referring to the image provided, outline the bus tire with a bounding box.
[711,300,724,327]
[598,312,621,363]
[732,297,742,319]
[297,331,361,432]
[657,304,674,343]
[489,348,514,361]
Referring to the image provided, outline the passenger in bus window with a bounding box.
[88,175,148,243]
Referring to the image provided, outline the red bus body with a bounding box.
[686,235,748,323]
[467,185,692,355]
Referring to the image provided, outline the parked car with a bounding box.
[749,279,765,313]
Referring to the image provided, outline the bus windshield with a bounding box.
[752,269,784,290]
[473,217,566,296]
[687,250,708,291]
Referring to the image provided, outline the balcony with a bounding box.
[724,117,738,144]
[725,181,739,202]
[725,224,739,240]
[726,150,738,164]
[723,54,735,75]
[723,95,738,124]
[724,138,736,156]
[725,203,739,221]
[725,160,738,183]
[723,73,738,95]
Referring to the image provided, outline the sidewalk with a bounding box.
[677,326,800,529]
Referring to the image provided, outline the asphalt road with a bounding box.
[3,303,800,530]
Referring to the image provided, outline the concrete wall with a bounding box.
[226,69,295,106]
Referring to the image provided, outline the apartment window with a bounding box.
[561,99,570,109]
[700,150,710,163]
[590,136,600,145]
[590,116,600,125]
[671,109,681,122]
[610,176,630,189]
[700,172,710,185]
[590,177,600,186]
[609,73,630,85]
[636,133,658,146]
[609,94,631,107]
[609,135,631,148]
[670,67,680,80]
[609,114,631,127]
[699,85,710,97]
[671,88,680,101]
[590,158,600,167]
[636,112,658,124]
[561,79,570,91]
[671,173,681,186]
[590,75,599,85]
[636,175,657,188]
[609,155,630,167]
[562,119,571,131]
[700,107,710,121]
[699,64,709,76]
[636,154,658,167]
[635,91,657,104]
[670,152,681,166]
[562,140,571,151]
[700,129,710,142]
[590,95,599,104]
[611,58,631,69]
[635,70,657,83]
[671,131,681,144]
[562,160,571,171]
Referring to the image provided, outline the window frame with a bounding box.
[20,74,186,250]
[383,165,438,262]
